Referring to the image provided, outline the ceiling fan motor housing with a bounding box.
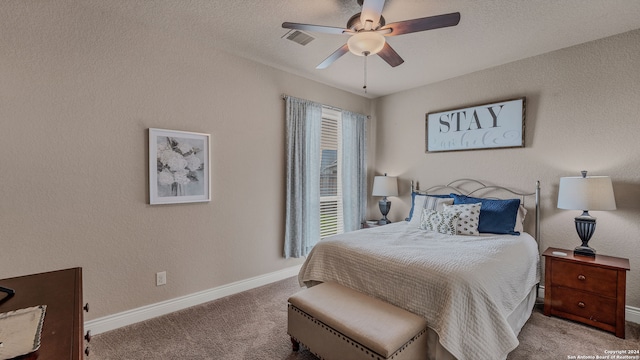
[347,12,386,31]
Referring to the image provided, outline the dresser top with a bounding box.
[543,247,630,270]
[0,267,83,360]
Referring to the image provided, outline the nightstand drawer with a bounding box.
[552,286,617,326]
[551,261,617,294]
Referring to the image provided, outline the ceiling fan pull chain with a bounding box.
[363,51,369,93]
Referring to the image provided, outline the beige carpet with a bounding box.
[91,276,639,359]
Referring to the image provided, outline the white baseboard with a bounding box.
[625,304,640,324]
[537,285,640,325]
[85,264,302,335]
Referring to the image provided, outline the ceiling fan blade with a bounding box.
[377,42,404,67]
[316,44,350,69]
[282,22,348,35]
[382,12,460,36]
[360,0,385,29]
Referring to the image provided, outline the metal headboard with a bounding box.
[411,179,541,249]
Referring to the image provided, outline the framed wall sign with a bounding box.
[426,97,525,152]
[149,128,211,205]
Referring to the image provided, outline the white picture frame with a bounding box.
[426,97,525,152]
[149,128,211,205]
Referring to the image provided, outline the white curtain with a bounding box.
[284,96,322,258]
[341,110,367,232]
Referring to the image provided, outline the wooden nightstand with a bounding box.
[542,247,630,338]
[361,220,389,229]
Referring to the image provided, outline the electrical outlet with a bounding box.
[156,271,167,286]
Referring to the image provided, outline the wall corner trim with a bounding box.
[85,264,303,335]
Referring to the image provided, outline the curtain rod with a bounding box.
[281,94,371,119]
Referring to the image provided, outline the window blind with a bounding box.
[319,108,343,239]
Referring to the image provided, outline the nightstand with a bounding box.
[542,247,630,338]
[361,220,387,229]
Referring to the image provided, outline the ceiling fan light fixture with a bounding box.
[347,31,385,56]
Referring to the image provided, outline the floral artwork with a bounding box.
[157,137,204,196]
[149,129,210,204]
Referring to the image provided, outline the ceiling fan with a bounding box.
[282,0,461,70]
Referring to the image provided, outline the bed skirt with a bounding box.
[426,284,537,360]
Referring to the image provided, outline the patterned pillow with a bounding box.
[443,203,481,235]
[408,196,454,227]
[420,209,460,235]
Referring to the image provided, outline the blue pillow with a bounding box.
[450,194,520,235]
[407,192,452,221]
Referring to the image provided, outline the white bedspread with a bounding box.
[298,222,540,360]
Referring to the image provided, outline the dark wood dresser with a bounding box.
[542,247,630,338]
[0,267,89,359]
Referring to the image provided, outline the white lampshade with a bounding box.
[348,31,386,56]
[372,175,398,197]
[557,174,616,211]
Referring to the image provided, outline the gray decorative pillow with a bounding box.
[420,209,460,235]
[443,203,481,235]
[408,196,454,227]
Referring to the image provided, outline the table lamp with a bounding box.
[372,174,398,224]
[557,170,616,257]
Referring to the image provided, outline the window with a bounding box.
[284,95,366,258]
[319,108,343,239]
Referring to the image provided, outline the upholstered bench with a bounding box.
[287,282,428,360]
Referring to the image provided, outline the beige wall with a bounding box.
[371,29,640,307]
[0,1,371,320]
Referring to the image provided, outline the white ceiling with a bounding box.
[92,0,640,99]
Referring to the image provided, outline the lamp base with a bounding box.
[574,245,596,257]
[574,213,597,257]
[378,198,392,225]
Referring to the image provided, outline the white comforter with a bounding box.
[298,222,540,360]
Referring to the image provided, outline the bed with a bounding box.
[298,179,541,360]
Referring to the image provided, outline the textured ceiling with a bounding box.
[89,0,640,99]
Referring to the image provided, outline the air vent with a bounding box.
[282,30,315,46]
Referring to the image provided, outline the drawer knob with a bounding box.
[577,274,586,281]
[85,330,92,342]
[84,303,90,312]
[577,301,586,308]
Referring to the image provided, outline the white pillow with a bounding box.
[408,196,454,227]
[514,205,527,233]
[420,209,460,235]
[443,203,481,235]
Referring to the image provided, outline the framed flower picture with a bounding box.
[149,128,211,205]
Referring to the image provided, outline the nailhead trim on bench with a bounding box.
[288,305,428,360]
